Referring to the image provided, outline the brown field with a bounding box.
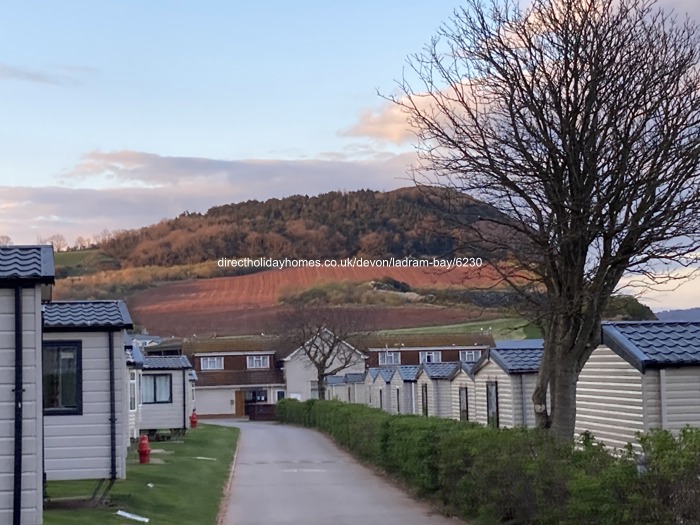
[127,265,505,337]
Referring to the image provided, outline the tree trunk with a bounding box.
[549,359,579,442]
[532,349,553,428]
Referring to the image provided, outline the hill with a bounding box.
[98,186,505,268]
[655,307,700,321]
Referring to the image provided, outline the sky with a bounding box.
[1,0,699,311]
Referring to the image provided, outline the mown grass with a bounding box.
[44,424,238,525]
[377,317,542,339]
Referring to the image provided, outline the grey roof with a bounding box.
[368,368,380,381]
[44,301,133,330]
[461,362,475,377]
[143,355,193,370]
[378,367,396,382]
[345,373,365,384]
[602,321,700,372]
[421,362,460,379]
[325,375,346,386]
[495,338,544,350]
[397,365,421,381]
[490,348,542,374]
[0,245,54,283]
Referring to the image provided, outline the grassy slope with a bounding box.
[378,317,542,340]
[44,424,238,525]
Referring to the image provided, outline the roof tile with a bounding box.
[44,301,133,329]
[0,246,54,282]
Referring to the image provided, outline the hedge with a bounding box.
[276,399,700,525]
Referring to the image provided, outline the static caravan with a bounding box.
[42,301,133,483]
[389,365,420,415]
[364,368,381,408]
[416,363,461,418]
[0,245,54,525]
[576,321,700,450]
[471,339,544,428]
[140,356,195,436]
[449,363,477,423]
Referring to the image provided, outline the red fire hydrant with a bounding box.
[189,409,198,429]
[138,435,150,464]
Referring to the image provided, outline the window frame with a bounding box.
[43,340,83,416]
[246,355,270,369]
[200,356,224,370]
[460,350,482,363]
[419,351,442,364]
[378,351,401,365]
[141,373,173,404]
[129,371,138,412]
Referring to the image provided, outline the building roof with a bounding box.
[184,337,288,356]
[363,333,495,350]
[368,368,380,381]
[325,375,347,386]
[345,372,366,384]
[43,300,133,330]
[396,365,421,381]
[489,348,543,374]
[420,362,461,380]
[143,355,193,370]
[602,321,700,372]
[0,245,55,283]
[378,367,396,382]
[494,338,544,350]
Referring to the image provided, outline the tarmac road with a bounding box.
[215,420,464,525]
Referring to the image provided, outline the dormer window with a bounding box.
[419,351,441,364]
[378,351,401,365]
[247,355,270,369]
[460,350,482,362]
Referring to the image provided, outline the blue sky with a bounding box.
[1,0,699,309]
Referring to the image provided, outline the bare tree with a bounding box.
[44,234,68,252]
[276,306,374,400]
[0,235,12,246]
[391,0,700,440]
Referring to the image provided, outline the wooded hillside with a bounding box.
[100,187,503,267]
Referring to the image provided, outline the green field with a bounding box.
[54,249,121,278]
[44,424,238,525]
[377,317,541,340]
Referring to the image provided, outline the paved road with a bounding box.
[214,420,463,525]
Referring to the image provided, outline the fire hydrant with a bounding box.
[138,435,150,464]
[189,409,198,429]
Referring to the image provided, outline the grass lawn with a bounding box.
[377,317,542,340]
[44,424,239,525]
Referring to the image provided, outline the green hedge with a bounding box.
[276,399,700,524]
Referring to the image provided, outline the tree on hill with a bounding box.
[392,0,700,440]
[276,306,374,400]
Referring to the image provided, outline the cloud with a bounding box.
[0,63,93,86]
[1,151,417,246]
[340,101,415,145]
[62,150,417,188]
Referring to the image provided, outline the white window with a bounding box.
[201,356,224,370]
[460,350,482,363]
[419,351,442,364]
[378,351,401,365]
[141,374,172,404]
[246,355,270,369]
[129,371,137,412]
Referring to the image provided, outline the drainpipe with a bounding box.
[520,375,527,427]
[12,286,23,525]
[182,369,187,429]
[108,332,117,480]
